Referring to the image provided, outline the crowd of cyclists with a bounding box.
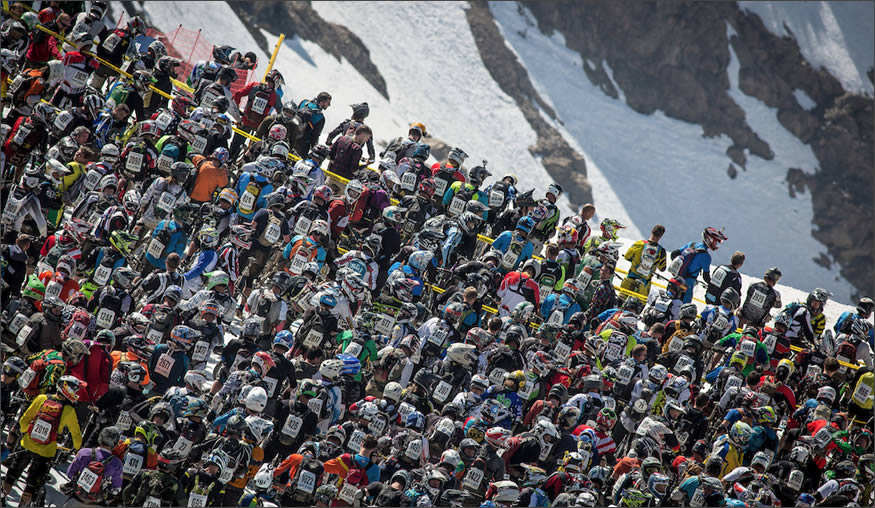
[1,1,873,507]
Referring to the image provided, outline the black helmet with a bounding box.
[213,45,234,65]
[217,65,237,83]
[271,271,293,294]
[310,143,330,161]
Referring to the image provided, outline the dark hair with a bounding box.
[649,322,665,336]
[307,348,324,361]
[363,434,378,450]
[651,224,665,237]
[824,357,839,371]
[730,251,745,267]
[316,92,332,103]
[545,243,559,257]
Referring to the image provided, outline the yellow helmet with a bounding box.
[504,370,526,390]
[410,122,427,137]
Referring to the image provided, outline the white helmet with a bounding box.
[383,381,403,404]
[492,480,521,503]
[446,342,478,368]
[320,359,344,380]
[245,386,268,412]
[357,401,379,421]
[244,414,274,444]
[253,463,274,491]
[532,419,559,449]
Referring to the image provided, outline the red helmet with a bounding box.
[418,178,436,199]
[171,95,192,116]
[313,185,332,203]
[702,227,727,250]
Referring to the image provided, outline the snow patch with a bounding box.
[490,1,854,304]
[603,60,627,103]
[793,88,817,110]
[739,1,874,95]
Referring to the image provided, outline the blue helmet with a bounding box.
[411,143,430,160]
[516,216,535,235]
[319,292,337,308]
[273,330,294,351]
[336,354,361,376]
[405,410,426,431]
[796,493,815,507]
[408,250,434,272]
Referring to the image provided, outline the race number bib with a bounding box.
[762,334,777,354]
[188,492,208,507]
[433,178,448,199]
[500,249,518,271]
[710,267,728,288]
[489,190,504,208]
[297,470,316,494]
[251,96,268,115]
[433,380,453,403]
[374,314,395,335]
[84,169,103,190]
[690,488,705,508]
[675,355,694,372]
[488,368,507,387]
[293,216,312,236]
[540,283,553,299]
[518,379,535,400]
[157,191,176,213]
[448,196,466,216]
[30,418,53,443]
[45,281,63,300]
[740,339,756,357]
[116,410,133,431]
[263,223,281,244]
[69,70,89,89]
[347,429,366,451]
[806,364,822,378]
[155,112,174,131]
[368,415,387,435]
[282,414,303,438]
[102,33,121,52]
[711,315,729,333]
[16,325,33,347]
[54,110,73,131]
[462,468,484,490]
[617,364,634,385]
[307,398,323,416]
[146,238,165,258]
[538,442,553,461]
[750,289,768,309]
[123,453,143,476]
[96,308,116,329]
[76,467,99,492]
[154,353,175,378]
[337,482,359,504]
[191,136,208,154]
[429,327,448,347]
[401,172,417,192]
[397,403,413,422]
[787,469,803,491]
[853,382,873,404]
[18,367,37,389]
[192,341,210,363]
[143,496,161,507]
[289,250,310,275]
[725,376,743,392]
[263,376,278,396]
[147,328,164,343]
[344,342,363,358]
[173,436,193,456]
[8,313,29,335]
[218,467,233,484]
[303,329,323,348]
[554,341,571,361]
[603,396,616,411]
[405,438,422,461]
[667,256,683,277]
[813,426,831,448]
[156,154,173,172]
[125,151,144,173]
[604,342,623,362]
[93,265,112,286]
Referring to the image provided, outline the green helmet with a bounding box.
[22,275,45,301]
[205,270,230,290]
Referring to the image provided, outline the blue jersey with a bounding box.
[388,262,425,297]
[676,241,711,302]
[540,293,581,324]
[145,219,188,269]
[491,230,534,273]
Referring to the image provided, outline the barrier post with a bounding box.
[188,29,201,65]
[170,25,181,47]
[262,33,285,82]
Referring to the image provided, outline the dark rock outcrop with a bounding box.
[519,0,873,299]
[227,1,388,100]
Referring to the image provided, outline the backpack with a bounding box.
[836,338,859,373]
[238,174,267,216]
[380,136,405,160]
[27,397,64,445]
[245,84,273,121]
[667,244,705,279]
[122,140,149,175]
[75,448,115,501]
[296,100,323,128]
[63,309,92,340]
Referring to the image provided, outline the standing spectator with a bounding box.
[328,124,372,180]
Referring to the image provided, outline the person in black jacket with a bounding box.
[1,235,31,297]
[704,250,744,305]
[326,102,375,164]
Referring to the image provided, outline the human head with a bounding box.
[650,224,665,241]
[165,253,181,272]
[580,203,596,221]
[730,251,745,269]
[353,124,372,145]
[316,91,332,109]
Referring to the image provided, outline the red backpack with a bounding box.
[27,396,64,444]
[63,309,92,341]
[74,448,115,502]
